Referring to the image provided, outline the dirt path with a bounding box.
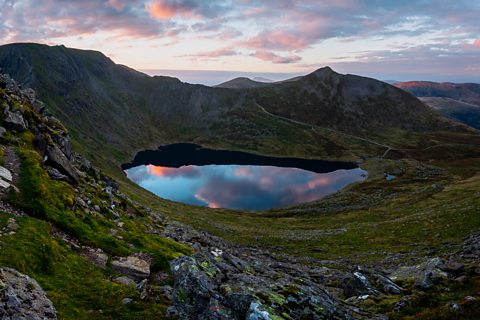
[255,102,396,158]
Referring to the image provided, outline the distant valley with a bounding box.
[395,81,480,129]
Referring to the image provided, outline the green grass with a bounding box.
[9,147,191,263]
[0,212,171,319]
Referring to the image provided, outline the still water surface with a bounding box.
[123,144,367,210]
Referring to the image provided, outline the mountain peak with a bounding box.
[312,66,335,75]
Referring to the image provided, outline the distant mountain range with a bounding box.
[395,81,480,129]
[214,77,271,88]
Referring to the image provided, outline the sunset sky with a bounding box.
[1,0,479,84]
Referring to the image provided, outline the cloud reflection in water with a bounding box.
[125,164,367,210]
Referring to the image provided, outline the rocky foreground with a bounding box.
[0,72,479,319]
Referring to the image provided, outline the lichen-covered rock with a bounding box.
[45,145,79,185]
[3,110,27,132]
[0,267,57,319]
[170,250,385,320]
[343,268,402,297]
[111,255,151,281]
[390,257,450,290]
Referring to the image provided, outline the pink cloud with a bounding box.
[194,193,220,209]
[181,48,239,59]
[474,39,480,48]
[146,165,199,178]
[234,167,253,177]
[252,51,301,64]
[242,30,308,51]
[146,0,195,19]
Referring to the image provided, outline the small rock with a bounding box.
[80,248,108,268]
[122,298,133,305]
[438,261,464,273]
[165,306,179,317]
[0,126,6,137]
[46,166,70,182]
[74,197,87,207]
[0,166,12,182]
[111,255,151,281]
[446,301,460,311]
[246,301,271,320]
[6,218,18,231]
[113,276,137,287]
[415,271,434,290]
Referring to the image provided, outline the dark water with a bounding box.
[123,144,367,210]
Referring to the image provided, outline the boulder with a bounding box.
[0,166,13,190]
[54,135,72,160]
[171,255,217,316]
[111,255,151,281]
[45,145,79,184]
[3,111,27,132]
[342,269,380,298]
[0,267,57,319]
[0,166,13,183]
[168,251,379,320]
[33,133,48,157]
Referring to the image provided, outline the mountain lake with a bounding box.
[123,144,367,210]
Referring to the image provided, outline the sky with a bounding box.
[1,0,479,85]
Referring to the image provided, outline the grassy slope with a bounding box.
[0,87,192,319]
[0,213,172,319]
[114,119,480,266]
[420,97,480,130]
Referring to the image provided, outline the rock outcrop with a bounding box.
[45,145,79,185]
[0,268,57,320]
[162,222,387,320]
[4,110,27,132]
